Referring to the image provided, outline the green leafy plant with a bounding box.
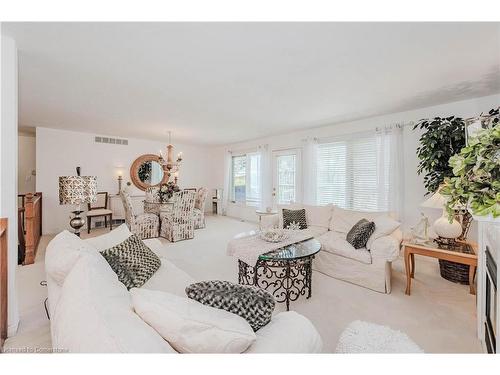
[414,116,466,194]
[441,119,500,218]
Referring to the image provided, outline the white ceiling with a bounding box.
[3,22,500,145]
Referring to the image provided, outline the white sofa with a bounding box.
[262,204,402,293]
[44,225,323,353]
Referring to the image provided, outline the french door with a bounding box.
[272,148,302,206]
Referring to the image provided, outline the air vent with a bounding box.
[95,136,128,145]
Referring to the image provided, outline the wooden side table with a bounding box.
[403,240,477,296]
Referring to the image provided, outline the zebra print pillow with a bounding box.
[282,208,308,229]
[346,219,376,249]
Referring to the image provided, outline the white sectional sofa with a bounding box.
[262,204,402,293]
[44,225,322,353]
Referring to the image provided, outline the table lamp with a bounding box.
[59,172,97,236]
[420,188,462,245]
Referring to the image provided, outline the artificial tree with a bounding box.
[414,116,466,194]
[441,116,500,219]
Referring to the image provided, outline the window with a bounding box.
[231,152,261,206]
[316,133,395,212]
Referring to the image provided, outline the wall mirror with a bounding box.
[130,154,168,191]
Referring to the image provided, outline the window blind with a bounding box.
[316,132,395,212]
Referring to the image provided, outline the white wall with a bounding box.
[217,94,500,240]
[0,35,20,336]
[18,134,36,194]
[36,127,217,235]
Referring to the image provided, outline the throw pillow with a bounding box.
[282,208,307,230]
[185,280,275,331]
[130,288,256,353]
[346,219,376,249]
[100,234,161,290]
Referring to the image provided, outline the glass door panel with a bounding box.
[272,149,301,206]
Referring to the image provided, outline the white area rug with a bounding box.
[335,320,424,353]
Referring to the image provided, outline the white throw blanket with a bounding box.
[227,229,313,266]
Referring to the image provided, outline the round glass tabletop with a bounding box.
[258,238,321,261]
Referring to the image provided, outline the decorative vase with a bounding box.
[433,212,462,239]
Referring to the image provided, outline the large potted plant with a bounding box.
[414,116,466,194]
[441,122,500,219]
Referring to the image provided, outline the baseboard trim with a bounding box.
[7,317,19,337]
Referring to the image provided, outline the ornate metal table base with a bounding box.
[238,256,314,311]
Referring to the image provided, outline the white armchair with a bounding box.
[120,191,159,239]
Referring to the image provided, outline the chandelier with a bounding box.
[159,131,183,183]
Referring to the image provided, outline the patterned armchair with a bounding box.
[120,191,159,239]
[160,190,196,242]
[193,187,209,229]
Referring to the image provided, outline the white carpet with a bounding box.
[5,215,482,353]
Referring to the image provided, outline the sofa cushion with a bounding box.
[185,280,275,331]
[245,311,323,353]
[52,253,174,353]
[329,206,392,234]
[85,223,131,251]
[277,204,333,230]
[100,234,161,290]
[130,288,256,353]
[45,230,99,286]
[282,208,308,229]
[303,204,334,229]
[301,225,329,238]
[317,231,372,265]
[346,219,375,249]
[142,258,196,297]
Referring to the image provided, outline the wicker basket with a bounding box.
[438,259,470,285]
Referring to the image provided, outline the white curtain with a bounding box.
[376,125,403,219]
[302,137,319,205]
[258,144,272,211]
[221,149,232,215]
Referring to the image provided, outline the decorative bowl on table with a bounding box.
[259,228,289,243]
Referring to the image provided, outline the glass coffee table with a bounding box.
[238,238,321,311]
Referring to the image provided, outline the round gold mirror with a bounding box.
[130,154,168,191]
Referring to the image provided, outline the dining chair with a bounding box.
[193,187,208,229]
[86,192,113,234]
[144,186,161,214]
[160,190,196,242]
[120,191,159,239]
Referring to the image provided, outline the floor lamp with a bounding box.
[59,174,97,237]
